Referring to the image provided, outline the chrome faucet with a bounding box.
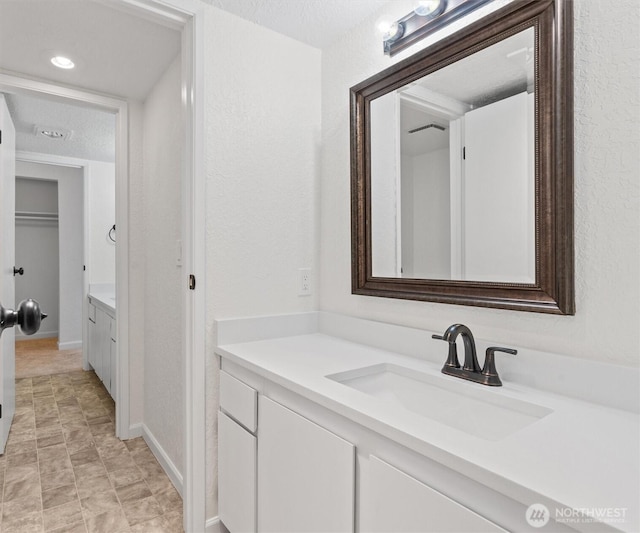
[432,324,516,386]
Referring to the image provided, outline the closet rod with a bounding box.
[15,211,59,222]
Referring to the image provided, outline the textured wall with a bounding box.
[142,55,184,473]
[204,6,321,518]
[319,0,640,367]
[87,161,116,284]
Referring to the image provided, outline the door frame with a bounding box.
[0,74,131,427]
[100,1,207,529]
[0,0,207,529]
[14,151,89,355]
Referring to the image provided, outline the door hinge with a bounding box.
[0,130,2,145]
[189,274,196,290]
[463,146,466,160]
[0,404,2,418]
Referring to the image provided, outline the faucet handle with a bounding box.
[432,334,460,369]
[481,346,517,386]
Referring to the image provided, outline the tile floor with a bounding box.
[0,371,183,532]
[15,339,83,379]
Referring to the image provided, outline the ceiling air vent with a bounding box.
[34,125,72,141]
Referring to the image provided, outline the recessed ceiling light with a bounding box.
[34,125,72,141]
[51,56,75,69]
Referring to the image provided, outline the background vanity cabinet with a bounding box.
[218,371,258,532]
[257,396,355,533]
[87,297,115,399]
[360,455,505,533]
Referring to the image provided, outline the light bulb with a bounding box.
[414,0,445,17]
[51,56,75,69]
[382,21,404,43]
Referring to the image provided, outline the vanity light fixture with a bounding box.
[382,0,492,56]
[50,55,75,69]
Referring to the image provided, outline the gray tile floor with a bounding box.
[0,371,183,532]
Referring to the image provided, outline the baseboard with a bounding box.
[141,423,184,497]
[127,423,143,439]
[206,516,222,533]
[15,330,57,341]
[58,340,82,350]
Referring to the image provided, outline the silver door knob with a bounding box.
[0,299,47,337]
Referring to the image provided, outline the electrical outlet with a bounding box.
[298,268,311,296]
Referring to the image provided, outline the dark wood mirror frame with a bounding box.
[351,0,574,315]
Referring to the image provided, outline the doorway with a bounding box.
[0,0,207,528]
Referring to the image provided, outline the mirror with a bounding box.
[351,0,574,314]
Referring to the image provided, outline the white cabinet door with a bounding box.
[109,335,116,399]
[88,303,98,370]
[359,456,506,533]
[96,308,107,382]
[258,396,355,533]
[219,411,257,533]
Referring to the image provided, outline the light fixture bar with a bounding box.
[384,0,493,56]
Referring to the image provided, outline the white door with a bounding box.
[0,93,16,453]
[463,92,535,283]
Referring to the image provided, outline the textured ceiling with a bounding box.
[0,0,181,101]
[208,0,393,49]
[0,0,394,161]
[5,93,115,162]
[417,28,534,107]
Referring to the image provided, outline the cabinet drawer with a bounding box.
[88,302,96,323]
[220,371,257,432]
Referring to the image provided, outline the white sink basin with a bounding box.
[326,363,552,440]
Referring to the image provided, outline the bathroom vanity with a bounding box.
[87,286,116,399]
[215,313,639,533]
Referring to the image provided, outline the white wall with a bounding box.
[319,0,640,367]
[141,55,184,476]
[15,161,83,348]
[204,6,322,519]
[87,161,116,284]
[407,148,450,279]
[15,178,59,338]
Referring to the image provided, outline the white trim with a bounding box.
[2,77,132,444]
[180,7,207,533]
[15,331,59,341]
[57,340,82,350]
[142,423,184,496]
[128,422,144,438]
[206,517,222,533]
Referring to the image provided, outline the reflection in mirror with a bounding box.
[371,28,535,283]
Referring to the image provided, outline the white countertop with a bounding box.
[217,331,639,532]
[88,289,115,315]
